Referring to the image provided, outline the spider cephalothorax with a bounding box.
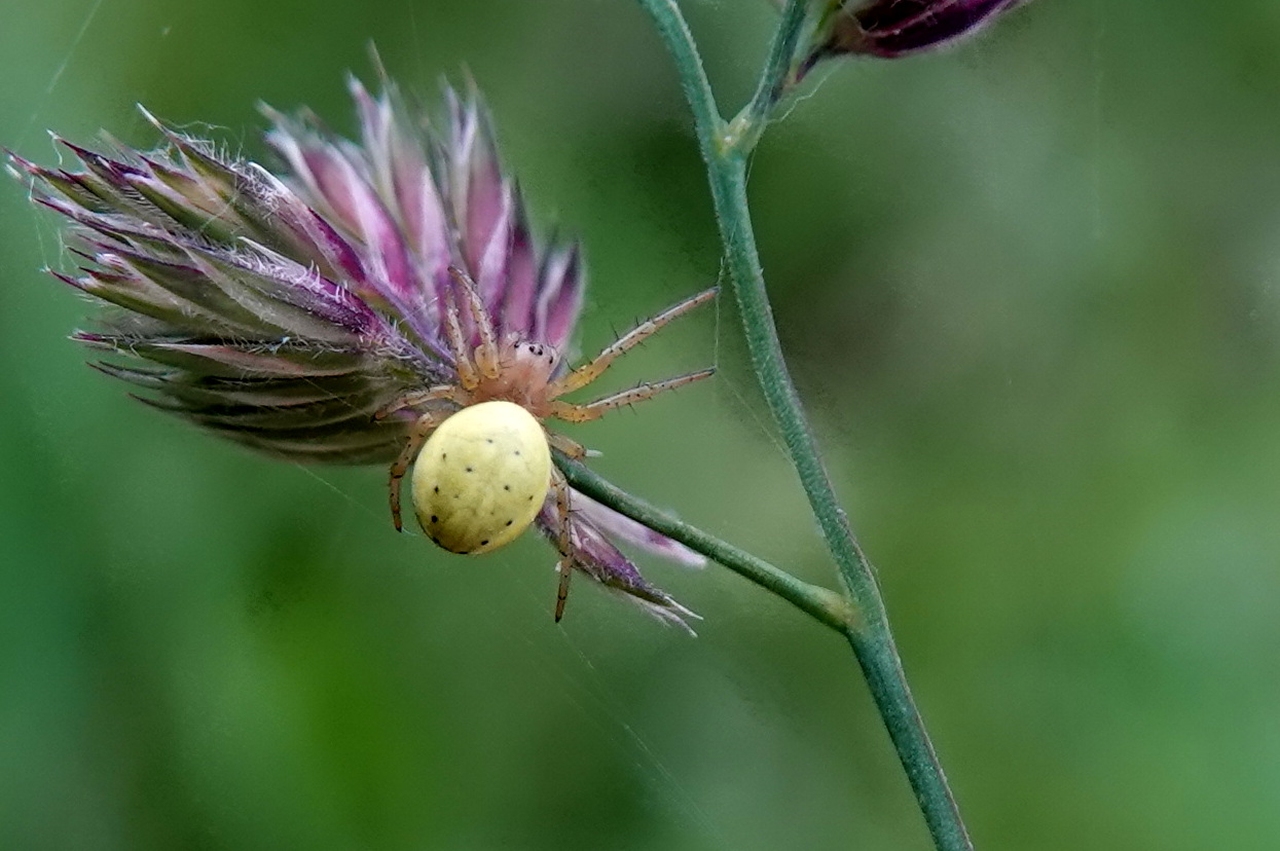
[381,268,716,619]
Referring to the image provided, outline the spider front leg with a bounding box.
[387,408,456,531]
[548,368,716,424]
[442,279,481,391]
[447,266,501,380]
[548,287,718,399]
[550,467,576,622]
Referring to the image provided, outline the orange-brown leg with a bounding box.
[387,408,454,531]
[549,368,715,424]
[447,266,501,380]
[548,287,718,399]
[546,431,592,460]
[551,469,575,622]
[442,280,480,391]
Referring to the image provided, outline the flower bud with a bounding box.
[818,0,1030,61]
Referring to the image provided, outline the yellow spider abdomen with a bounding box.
[411,400,551,555]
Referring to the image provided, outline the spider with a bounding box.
[378,267,717,621]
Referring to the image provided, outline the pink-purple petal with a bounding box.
[498,213,539,337]
[536,246,584,351]
[473,186,513,314]
[571,491,707,569]
[464,150,509,281]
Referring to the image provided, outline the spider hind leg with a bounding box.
[387,408,454,531]
[551,468,575,622]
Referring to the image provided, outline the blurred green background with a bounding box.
[3,0,1279,848]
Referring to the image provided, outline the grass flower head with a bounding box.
[11,75,713,630]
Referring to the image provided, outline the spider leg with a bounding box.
[548,287,718,399]
[387,408,456,531]
[551,467,575,622]
[548,368,715,424]
[448,265,501,380]
[442,282,480,391]
[546,431,592,460]
[374,384,470,421]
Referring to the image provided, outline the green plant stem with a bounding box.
[555,453,852,632]
[632,1,974,849]
[726,0,810,153]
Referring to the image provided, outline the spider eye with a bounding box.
[411,401,551,555]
